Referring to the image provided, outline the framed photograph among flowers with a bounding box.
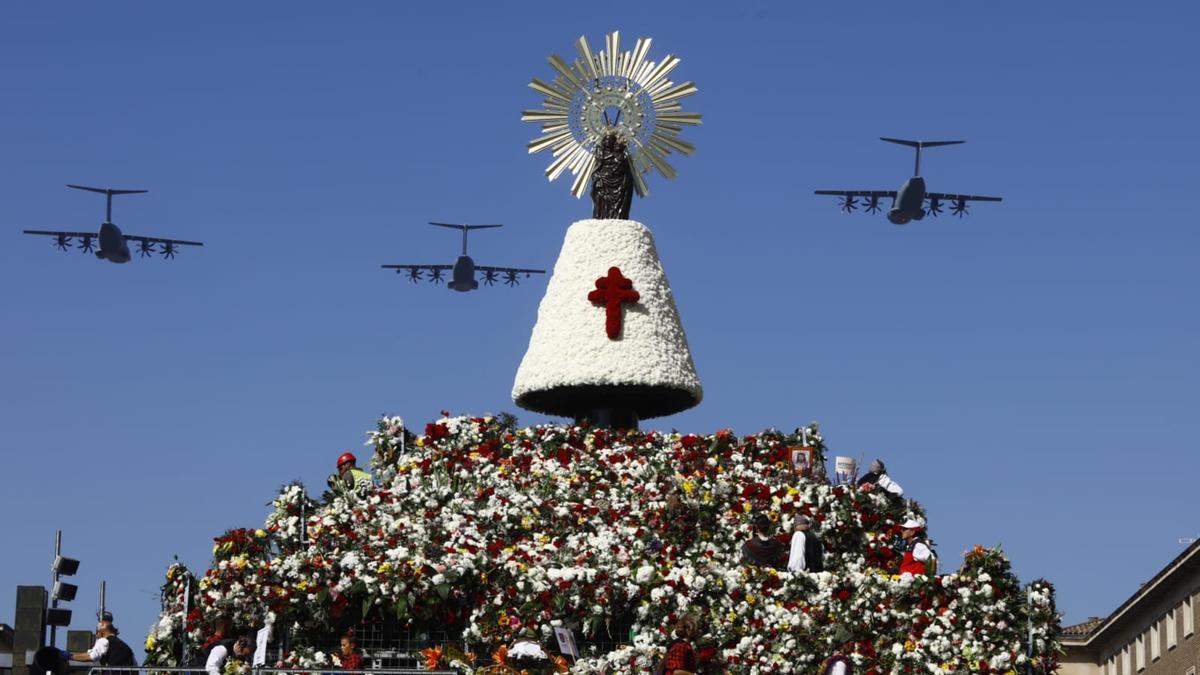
[789,446,813,475]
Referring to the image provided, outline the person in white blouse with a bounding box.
[821,653,851,674]
[508,628,550,662]
[206,636,253,675]
[786,515,824,572]
[857,459,903,498]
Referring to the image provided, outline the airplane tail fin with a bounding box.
[428,222,504,255]
[66,184,148,195]
[428,222,504,231]
[879,138,964,149]
[881,138,965,176]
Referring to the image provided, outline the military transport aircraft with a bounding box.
[815,138,1002,224]
[381,222,545,292]
[23,185,203,263]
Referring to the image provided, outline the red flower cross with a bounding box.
[588,266,639,339]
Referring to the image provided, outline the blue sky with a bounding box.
[2,0,1197,654]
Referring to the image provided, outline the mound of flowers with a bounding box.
[145,414,1060,673]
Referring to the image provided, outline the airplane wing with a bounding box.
[123,234,203,259]
[814,190,897,198]
[924,192,1001,217]
[24,229,97,238]
[474,265,546,287]
[123,234,204,246]
[925,192,1002,203]
[814,190,897,213]
[24,230,102,251]
[381,264,453,284]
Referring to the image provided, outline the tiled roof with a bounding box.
[1062,616,1104,638]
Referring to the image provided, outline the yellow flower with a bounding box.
[378,562,393,575]
[521,516,533,529]
[681,479,696,495]
[727,611,738,621]
[746,594,757,605]
[743,502,752,513]
[415,438,425,447]
[904,640,915,652]
[297,580,310,591]
[254,529,266,538]
[145,636,156,651]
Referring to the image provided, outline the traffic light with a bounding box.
[52,556,80,576]
[47,532,79,647]
[45,608,72,627]
[53,580,78,602]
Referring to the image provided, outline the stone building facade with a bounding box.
[1061,540,1199,675]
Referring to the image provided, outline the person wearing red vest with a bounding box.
[899,518,936,576]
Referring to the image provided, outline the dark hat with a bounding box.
[98,610,113,622]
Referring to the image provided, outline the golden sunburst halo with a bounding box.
[522,31,701,199]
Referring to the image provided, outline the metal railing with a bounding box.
[84,662,458,667]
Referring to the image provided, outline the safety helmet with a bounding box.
[337,452,357,467]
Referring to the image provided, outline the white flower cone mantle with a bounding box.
[513,219,702,423]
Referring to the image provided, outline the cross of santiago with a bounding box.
[588,266,639,340]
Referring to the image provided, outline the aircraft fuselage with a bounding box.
[97,222,131,263]
[449,255,478,292]
[888,176,926,225]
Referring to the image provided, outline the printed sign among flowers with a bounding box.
[145,415,1060,674]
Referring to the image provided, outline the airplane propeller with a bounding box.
[951,198,969,217]
[926,197,943,217]
[429,268,445,284]
[78,235,95,253]
[161,242,178,259]
[864,196,883,214]
[405,268,423,283]
[504,270,520,286]
[482,269,499,286]
[138,240,156,257]
[839,195,859,213]
[53,234,72,251]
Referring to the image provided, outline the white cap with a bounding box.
[512,219,702,419]
[901,517,925,530]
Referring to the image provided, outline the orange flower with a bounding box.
[420,646,442,670]
[491,644,509,666]
[552,655,570,673]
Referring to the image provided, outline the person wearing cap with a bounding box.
[740,513,787,569]
[898,518,936,576]
[70,616,137,667]
[328,452,372,492]
[786,515,824,573]
[857,459,904,498]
